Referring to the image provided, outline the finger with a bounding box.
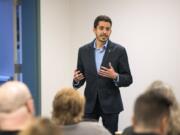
[100,66,108,70]
[99,69,107,74]
[77,74,85,80]
[75,71,81,77]
[75,73,84,80]
[99,70,108,76]
[74,74,78,80]
[75,72,81,77]
[74,72,78,77]
[78,73,84,77]
[74,71,78,76]
[109,62,112,67]
[76,70,81,74]
[109,62,113,69]
[74,77,79,82]
[78,74,84,78]
[78,76,85,80]
[99,69,106,74]
[98,72,109,78]
[74,69,79,73]
[99,68,110,73]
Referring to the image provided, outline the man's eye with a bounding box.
[106,28,110,31]
[99,27,104,30]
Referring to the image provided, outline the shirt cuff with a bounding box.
[113,74,119,86]
[73,81,80,88]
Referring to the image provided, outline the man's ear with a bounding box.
[26,99,35,115]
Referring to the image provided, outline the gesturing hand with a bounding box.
[98,62,118,79]
[73,69,85,82]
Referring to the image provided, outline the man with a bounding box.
[144,81,180,135]
[0,81,35,135]
[131,88,173,135]
[122,80,176,135]
[73,15,133,134]
[52,88,111,135]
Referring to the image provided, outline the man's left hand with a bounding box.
[98,62,118,79]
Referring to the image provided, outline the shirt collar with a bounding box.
[93,40,108,49]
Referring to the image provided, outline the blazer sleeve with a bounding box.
[73,48,86,89]
[115,48,133,87]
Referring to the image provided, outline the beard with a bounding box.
[99,35,108,42]
[99,36,109,42]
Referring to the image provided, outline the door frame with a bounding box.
[21,0,41,115]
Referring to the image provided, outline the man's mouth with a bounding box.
[101,35,107,37]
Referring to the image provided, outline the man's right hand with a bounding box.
[73,69,85,83]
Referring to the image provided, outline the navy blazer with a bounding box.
[73,40,133,114]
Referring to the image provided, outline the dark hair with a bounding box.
[94,15,112,28]
[134,90,172,128]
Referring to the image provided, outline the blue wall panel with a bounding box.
[21,0,41,115]
[0,0,14,83]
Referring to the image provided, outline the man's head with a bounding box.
[93,15,112,43]
[145,80,178,110]
[19,117,62,135]
[133,85,173,135]
[94,15,112,29]
[145,80,180,135]
[52,87,85,125]
[0,81,34,130]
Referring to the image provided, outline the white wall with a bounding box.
[41,0,180,131]
[40,0,72,116]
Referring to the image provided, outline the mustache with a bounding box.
[100,34,108,37]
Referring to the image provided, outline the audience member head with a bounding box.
[52,87,85,125]
[19,117,62,135]
[0,81,34,131]
[145,80,178,110]
[133,85,173,135]
[145,80,180,135]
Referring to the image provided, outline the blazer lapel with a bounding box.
[89,42,98,75]
[101,40,113,67]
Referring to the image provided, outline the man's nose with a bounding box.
[103,29,108,34]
